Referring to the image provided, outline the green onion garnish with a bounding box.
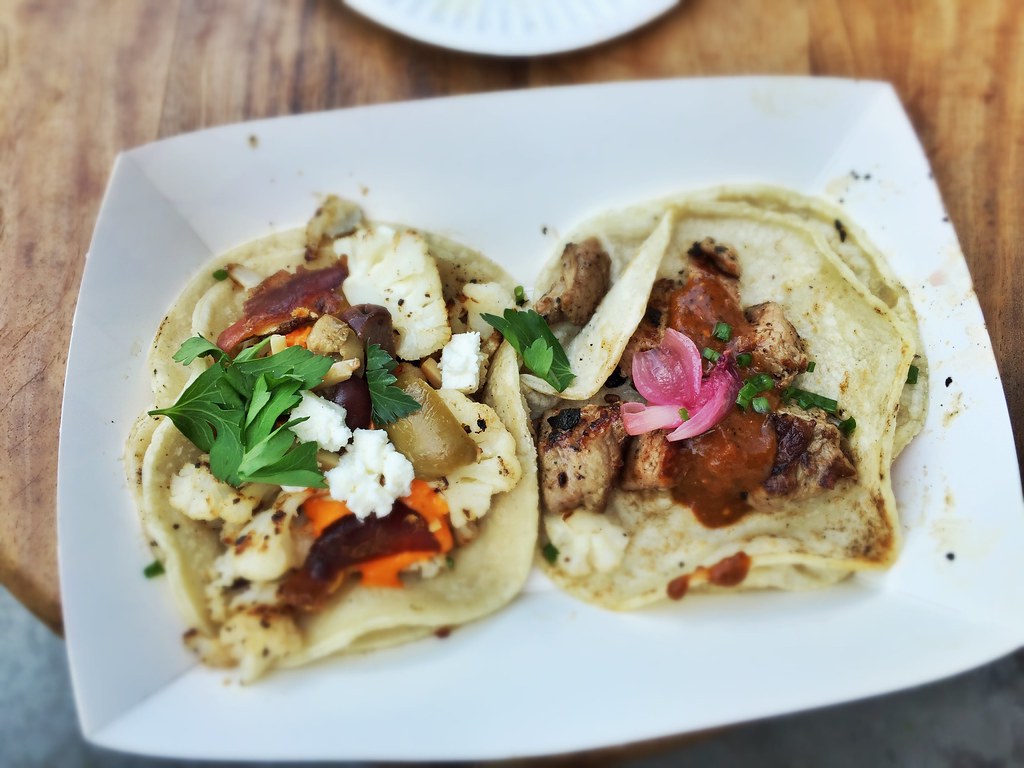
[678,407,690,421]
[806,361,816,373]
[446,555,455,570]
[752,397,771,414]
[143,560,165,579]
[783,386,839,414]
[712,322,732,342]
[542,543,559,564]
[212,268,229,281]
[514,285,527,306]
[736,373,775,409]
[907,365,919,385]
[702,347,721,363]
[839,416,857,435]
[736,353,752,367]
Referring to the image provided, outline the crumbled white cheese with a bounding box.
[169,461,264,525]
[433,390,520,529]
[287,391,352,453]
[339,226,451,359]
[544,511,630,577]
[324,429,414,520]
[440,331,483,393]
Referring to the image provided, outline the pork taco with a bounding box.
[527,192,922,608]
[126,197,537,679]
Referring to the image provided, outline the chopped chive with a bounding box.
[143,560,165,579]
[514,285,526,306]
[737,373,775,409]
[806,361,816,373]
[542,543,559,564]
[212,268,229,281]
[702,347,721,363]
[784,387,839,414]
[736,353,753,367]
[445,555,455,570]
[906,365,919,385]
[678,407,690,422]
[839,416,857,435]
[752,396,771,414]
[712,322,732,342]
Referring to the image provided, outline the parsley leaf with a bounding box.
[149,337,332,488]
[365,344,422,425]
[481,309,575,392]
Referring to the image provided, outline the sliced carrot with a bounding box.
[284,324,313,348]
[400,479,454,552]
[359,551,438,588]
[302,496,351,537]
[300,480,454,588]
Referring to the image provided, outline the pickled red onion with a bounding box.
[622,330,741,441]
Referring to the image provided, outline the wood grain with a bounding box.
[2,0,1021,631]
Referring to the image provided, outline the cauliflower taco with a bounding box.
[126,197,537,679]
[525,192,924,609]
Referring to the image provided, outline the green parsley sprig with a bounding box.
[481,308,575,392]
[364,344,421,425]
[148,336,333,488]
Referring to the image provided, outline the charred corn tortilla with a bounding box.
[126,215,538,673]
[535,195,921,609]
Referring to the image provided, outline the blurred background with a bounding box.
[2,1,1022,766]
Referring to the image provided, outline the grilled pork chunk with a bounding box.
[534,238,611,326]
[539,404,627,516]
[734,302,809,387]
[758,407,856,499]
[688,237,742,279]
[621,431,678,491]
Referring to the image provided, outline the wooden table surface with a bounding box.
[1,0,1021,634]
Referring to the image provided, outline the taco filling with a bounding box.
[129,197,537,680]
[527,196,918,609]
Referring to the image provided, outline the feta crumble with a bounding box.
[287,391,352,452]
[324,429,414,520]
[544,511,630,576]
[440,331,483,393]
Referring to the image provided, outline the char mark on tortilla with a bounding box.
[539,404,627,516]
[534,238,611,326]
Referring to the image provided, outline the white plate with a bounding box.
[60,78,1024,761]
[342,0,680,56]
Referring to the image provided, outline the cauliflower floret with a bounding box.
[324,429,414,520]
[287,391,352,452]
[433,390,521,529]
[212,492,304,585]
[339,226,451,359]
[169,461,266,526]
[440,332,483,393]
[186,609,303,682]
[449,281,515,338]
[544,511,629,577]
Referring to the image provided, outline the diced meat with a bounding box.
[279,502,439,611]
[533,238,611,325]
[733,302,808,387]
[621,431,679,490]
[216,264,348,354]
[619,278,680,375]
[687,237,742,278]
[758,407,856,498]
[538,404,627,516]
